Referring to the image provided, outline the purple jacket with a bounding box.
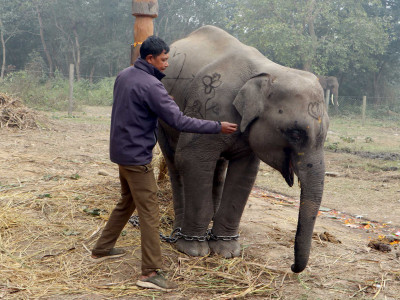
[110,58,221,165]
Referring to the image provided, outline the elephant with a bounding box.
[158,25,329,273]
[317,75,339,112]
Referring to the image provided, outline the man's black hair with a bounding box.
[140,36,170,59]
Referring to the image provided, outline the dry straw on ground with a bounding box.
[0,152,282,299]
[0,93,45,130]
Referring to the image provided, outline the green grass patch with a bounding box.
[337,159,399,173]
[0,71,114,111]
[49,111,111,125]
[326,116,400,153]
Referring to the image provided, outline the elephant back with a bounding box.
[162,25,324,125]
[163,26,267,101]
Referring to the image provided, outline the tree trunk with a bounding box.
[373,63,385,105]
[71,43,76,77]
[0,23,5,80]
[303,0,317,71]
[36,4,53,77]
[89,65,95,84]
[73,27,81,81]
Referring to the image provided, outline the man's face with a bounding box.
[146,50,169,72]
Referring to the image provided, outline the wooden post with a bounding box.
[131,0,159,65]
[68,64,74,116]
[362,96,367,126]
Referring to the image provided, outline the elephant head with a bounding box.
[234,72,329,273]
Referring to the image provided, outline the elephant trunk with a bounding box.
[291,154,325,273]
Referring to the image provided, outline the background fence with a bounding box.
[326,96,400,123]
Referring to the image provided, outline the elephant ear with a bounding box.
[233,73,272,132]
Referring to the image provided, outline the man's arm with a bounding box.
[147,83,237,134]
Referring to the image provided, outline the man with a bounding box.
[91,36,237,291]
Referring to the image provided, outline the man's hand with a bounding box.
[220,122,238,134]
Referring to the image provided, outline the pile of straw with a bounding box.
[0,93,40,129]
[0,165,282,299]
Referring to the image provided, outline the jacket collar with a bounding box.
[134,57,166,81]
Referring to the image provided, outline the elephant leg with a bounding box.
[210,153,260,258]
[174,142,220,256]
[167,161,185,229]
[157,125,184,228]
[212,158,228,217]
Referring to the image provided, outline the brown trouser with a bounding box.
[92,164,162,275]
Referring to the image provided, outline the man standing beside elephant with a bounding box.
[90,35,237,291]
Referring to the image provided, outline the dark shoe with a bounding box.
[136,270,177,292]
[90,248,126,262]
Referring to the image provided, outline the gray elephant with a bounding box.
[159,26,329,273]
[317,75,339,112]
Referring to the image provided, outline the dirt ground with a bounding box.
[0,106,399,299]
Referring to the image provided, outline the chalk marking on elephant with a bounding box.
[185,99,204,118]
[163,77,195,80]
[307,102,326,146]
[308,102,323,121]
[166,49,192,94]
[202,73,222,96]
[202,73,222,118]
[164,50,196,81]
[179,72,224,147]
[205,102,220,117]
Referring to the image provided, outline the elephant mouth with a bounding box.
[282,148,294,187]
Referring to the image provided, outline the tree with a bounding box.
[32,0,54,77]
[50,0,91,81]
[0,0,31,79]
[81,0,131,78]
[0,0,396,105]
[365,0,400,103]
[232,0,389,81]
[155,0,230,44]
[47,0,131,80]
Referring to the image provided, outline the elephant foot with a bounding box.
[209,240,241,258]
[175,239,210,257]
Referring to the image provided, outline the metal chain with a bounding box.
[160,227,209,243]
[160,227,182,243]
[159,227,240,243]
[207,229,240,241]
[178,231,209,242]
[130,217,239,243]
[128,215,140,227]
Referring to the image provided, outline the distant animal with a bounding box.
[159,25,329,273]
[317,75,339,111]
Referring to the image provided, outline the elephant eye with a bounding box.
[281,128,308,147]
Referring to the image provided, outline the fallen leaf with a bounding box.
[319,232,341,244]
[63,229,80,236]
[83,208,101,216]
